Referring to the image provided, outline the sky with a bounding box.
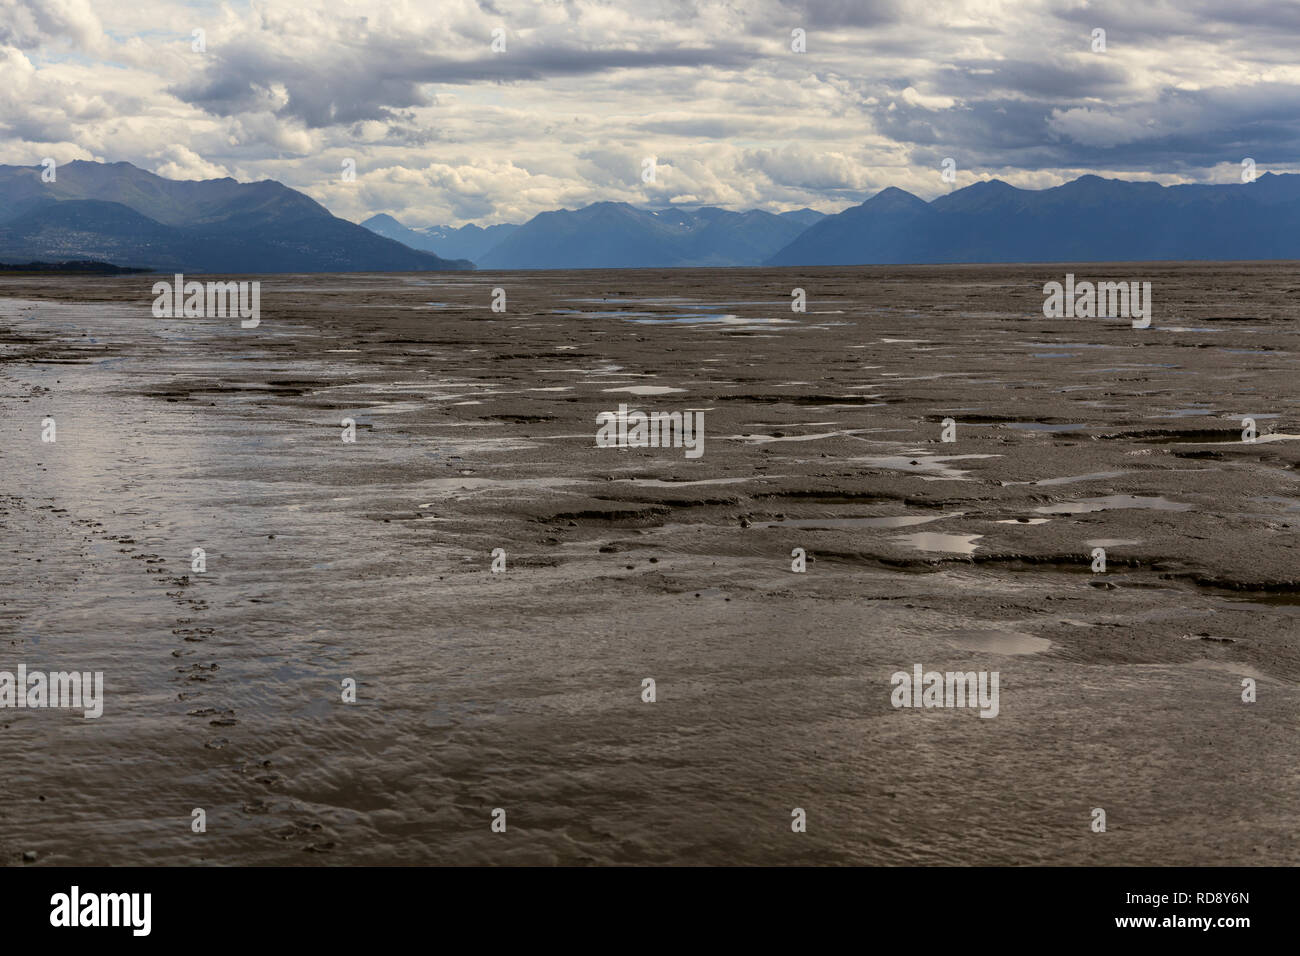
[2,0,1298,227]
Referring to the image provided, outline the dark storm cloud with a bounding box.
[1053,0,1300,41]
[875,97,1059,154]
[889,83,1300,175]
[171,38,755,127]
[936,57,1132,101]
[1045,84,1300,172]
[777,0,901,29]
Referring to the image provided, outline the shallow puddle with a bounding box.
[1035,495,1192,514]
[845,453,1001,480]
[627,314,795,326]
[1006,422,1085,433]
[943,631,1052,655]
[891,531,983,554]
[1030,471,1127,486]
[754,513,956,530]
[1153,406,1218,418]
[602,385,686,395]
[614,476,765,487]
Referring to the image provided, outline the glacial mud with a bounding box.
[1,263,1297,865]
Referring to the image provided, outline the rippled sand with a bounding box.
[1,264,1298,865]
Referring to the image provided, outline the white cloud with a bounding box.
[1,0,1298,225]
[150,144,230,181]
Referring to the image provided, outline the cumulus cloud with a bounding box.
[0,0,105,52]
[150,144,231,181]
[2,0,1299,226]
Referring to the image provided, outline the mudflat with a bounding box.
[1,262,1297,865]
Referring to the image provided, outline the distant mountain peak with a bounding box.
[355,171,1300,271]
[767,172,1300,266]
[873,185,925,202]
[0,159,471,272]
[859,187,931,216]
[472,199,822,269]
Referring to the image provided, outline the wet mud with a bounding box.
[1,262,1297,864]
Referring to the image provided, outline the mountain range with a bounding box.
[7,160,1300,273]
[364,203,825,269]
[0,161,469,272]
[767,174,1300,265]
[361,214,520,262]
[368,174,1300,268]
[478,203,823,269]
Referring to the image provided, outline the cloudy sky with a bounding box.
[2,0,1298,226]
